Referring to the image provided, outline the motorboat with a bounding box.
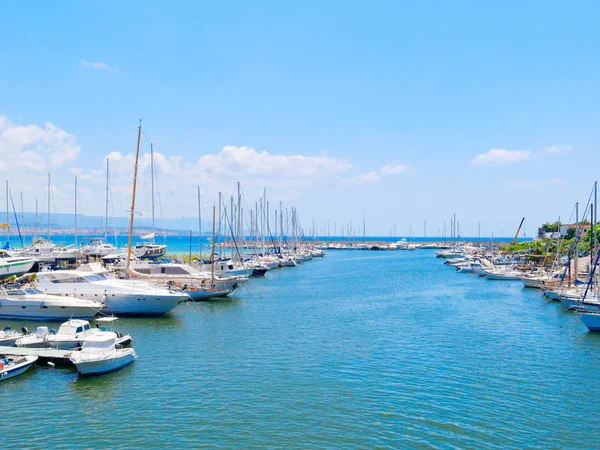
[0,286,104,320]
[133,242,166,260]
[209,259,253,277]
[0,354,37,381]
[35,264,189,315]
[0,250,36,278]
[80,238,117,258]
[484,267,523,280]
[0,326,25,346]
[69,331,136,375]
[456,261,485,274]
[11,238,79,266]
[16,319,131,349]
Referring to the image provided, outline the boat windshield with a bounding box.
[25,288,43,295]
[45,275,89,284]
[6,289,26,295]
[83,274,107,282]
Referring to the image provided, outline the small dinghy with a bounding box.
[68,331,136,375]
[0,354,38,381]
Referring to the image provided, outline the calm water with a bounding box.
[1,250,598,448]
[4,234,531,254]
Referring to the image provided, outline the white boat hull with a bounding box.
[0,258,36,278]
[485,272,521,281]
[522,278,545,289]
[72,352,136,375]
[0,303,100,321]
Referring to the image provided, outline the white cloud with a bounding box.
[551,178,566,184]
[381,163,411,175]
[344,171,381,185]
[79,60,119,72]
[0,116,81,173]
[471,149,532,166]
[544,145,574,154]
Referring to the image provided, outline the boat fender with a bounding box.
[0,361,3,369]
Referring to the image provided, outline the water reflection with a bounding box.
[181,298,243,314]
[69,363,135,399]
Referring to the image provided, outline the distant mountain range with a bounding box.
[1,212,210,234]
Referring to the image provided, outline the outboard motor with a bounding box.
[21,327,29,335]
[49,329,57,335]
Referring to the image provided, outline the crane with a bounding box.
[513,217,525,244]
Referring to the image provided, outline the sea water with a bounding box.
[0,250,597,448]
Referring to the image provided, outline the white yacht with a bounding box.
[133,242,166,260]
[80,238,117,258]
[35,265,189,315]
[0,286,104,320]
[69,331,136,375]
[208,259,253,277]
[12,238,79,265]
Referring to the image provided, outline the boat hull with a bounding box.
[579,313,600,331]
[0,259,36,278]
[522,278,545,289]
[73,353,136,375]
[0,356,37,381]
[0,304,100,321]
[185,289,233,301]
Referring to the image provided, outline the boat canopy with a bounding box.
[82,332,117,350]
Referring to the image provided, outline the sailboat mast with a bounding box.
[74,176,78,248]
[150,143,155,244]
[237,181,241,239]
[230,195,234,260]
[5,180,8,244]
[126,121,142,272]
[47,173,51,240]
[20,192,23,231]
[197,186,201,257]
[218,192,222,258]
[211,205,216,288]
[575,202,579,281]
[35,198,38,240]
[105,158,109,239]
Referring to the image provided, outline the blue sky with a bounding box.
[0,1,598,236]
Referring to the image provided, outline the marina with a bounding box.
[2,1,598,446]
